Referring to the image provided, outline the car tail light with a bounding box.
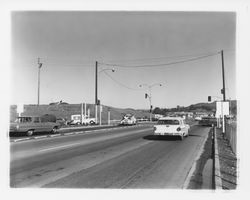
[176,127,181,131]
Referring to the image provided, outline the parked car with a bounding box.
[120,114,137,126]
[153,117,190,140]
[9,115,60,136]
[199,117,217,126]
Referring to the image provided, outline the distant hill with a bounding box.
[153,100,237,115]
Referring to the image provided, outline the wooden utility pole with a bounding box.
[221,50,226,101]
[95,61,98,124]
[37,58,42,106]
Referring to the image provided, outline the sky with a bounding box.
[11,11,236,109]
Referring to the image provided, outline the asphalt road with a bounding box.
[10,124,211,188]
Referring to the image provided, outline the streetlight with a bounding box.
[139,83,163,122]
[95,61,115,125]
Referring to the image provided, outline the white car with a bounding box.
[153,117,190,140]
[120,114,137,126]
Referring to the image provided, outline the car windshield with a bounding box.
[15,117,32,123]
[158,120,180,125]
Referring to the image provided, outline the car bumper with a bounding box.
[154,132,183,136]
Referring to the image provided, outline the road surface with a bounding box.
[10,124,210,188]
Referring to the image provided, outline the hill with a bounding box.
[153,100,237,115]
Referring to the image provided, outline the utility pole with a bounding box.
[221,50,226,101]
[95,61,98,105]
[37,58,42,106]
[221,50,226,135]
[95,61,98,124]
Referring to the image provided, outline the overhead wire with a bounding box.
[99,50,222,64]
[99,51,220,68]
[103,71,143,91]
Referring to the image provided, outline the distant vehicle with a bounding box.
[137,118,148,122]
[9,114,60,136]
[56,118,67,126]
[199,117,217,126]
[70,114,96,125]
[120,114,137,125]
[195,116,202,121]
[153,117,190,140]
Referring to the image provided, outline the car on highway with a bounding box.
[153,117,190,140]
[198,116,217,126]
[120,114,137,126]
[9,115,60,136]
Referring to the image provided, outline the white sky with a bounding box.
[11,12,235,110]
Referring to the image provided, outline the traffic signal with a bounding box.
[208,96,211,102]
[150,105,153,113]
[145,93,148,99]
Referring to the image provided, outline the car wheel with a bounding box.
[90,121,95,125]
[27,130,34,136]
[51,127,58,134]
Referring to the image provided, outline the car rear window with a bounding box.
[158,120,180,125]
[15,117,32,123]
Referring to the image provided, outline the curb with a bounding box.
[11,124,150,143]
[182,126,210,189]
[214,128,223,189]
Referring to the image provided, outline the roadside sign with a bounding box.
[216,101,229,118]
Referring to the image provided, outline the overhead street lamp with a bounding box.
[139,83,164,121]
[95,61,115,125]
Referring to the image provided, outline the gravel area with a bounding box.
[216,128,237,189]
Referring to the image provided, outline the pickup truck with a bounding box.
[70,114,96,125]
[9,115,60,136]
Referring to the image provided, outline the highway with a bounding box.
[10,124,211,188]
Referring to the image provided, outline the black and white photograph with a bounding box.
[1,0,249,198]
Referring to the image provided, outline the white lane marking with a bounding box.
[13,138,31,142]
[64,132,74,136]
[49,134,61,137]
[34,136,47,139]
[39,142,83,152]
[38,127,152,153]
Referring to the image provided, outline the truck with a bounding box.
[70,114,96,125]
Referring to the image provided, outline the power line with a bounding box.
[103,71,143,91]
[99,52,220,68]
[100,50,222,64]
